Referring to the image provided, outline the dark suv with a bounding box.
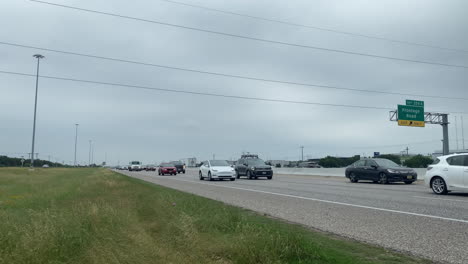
[235,155,273,180]
[171,161,186,174]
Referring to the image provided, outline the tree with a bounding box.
[377,154,401,165]
[403,155,433,168]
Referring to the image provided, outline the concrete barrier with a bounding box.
[273,167,428,178]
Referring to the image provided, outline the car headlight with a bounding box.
[387,169,397,173]
[251,167,256,170]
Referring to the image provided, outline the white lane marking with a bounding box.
[135,173,468,224]
[413,196,468,203]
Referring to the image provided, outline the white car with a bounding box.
[199,160,236,181]
[425,153,468,195]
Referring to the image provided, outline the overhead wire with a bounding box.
[1,70,467,114]
[0,70,393,110]
[28,0,468,69]
[1,41,467,101]
[156,0,468,54]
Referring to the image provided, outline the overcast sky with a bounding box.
[1,0,467,165]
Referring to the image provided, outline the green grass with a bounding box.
[0,168,429,264]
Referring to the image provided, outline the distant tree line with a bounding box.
[0,156,64,167]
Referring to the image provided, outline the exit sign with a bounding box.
[398,103,425,127]
[406,100,424,107]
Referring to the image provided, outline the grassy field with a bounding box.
[0,168,429,264]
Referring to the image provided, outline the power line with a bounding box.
[1,70,467,114]
[156,0,468,54]
[0,70,390,110]
[1,41,468,102]
[29,0,468,69]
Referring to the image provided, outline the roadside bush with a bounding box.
[403,155,433,168]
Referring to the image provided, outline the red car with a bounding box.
[158,163,177,176]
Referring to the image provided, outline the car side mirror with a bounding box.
[371,165,378,169]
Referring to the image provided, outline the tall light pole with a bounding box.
[300,146,304,161]
[88,140,92,166]
[30,54,45,169]
[74,124,79,166]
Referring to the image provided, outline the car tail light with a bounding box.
[427,166,433,171]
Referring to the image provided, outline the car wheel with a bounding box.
[431,177,448,195]
[230,178,235,181]
[349,172,358,183]
[199,171,204,180]
[208,172,213,181]
[267,176,272,180]
[379,173,388,184]
[404,181,413,184]
[247,171,253,180]
[236,170,240,179]
[162,173,165,176]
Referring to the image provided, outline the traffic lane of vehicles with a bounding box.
[132,168,468,221]
[120,169,468,264]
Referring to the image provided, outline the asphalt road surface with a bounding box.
[117,168,468,264]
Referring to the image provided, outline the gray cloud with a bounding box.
[1,0,467,165]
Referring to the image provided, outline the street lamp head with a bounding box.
[33,54,45,59]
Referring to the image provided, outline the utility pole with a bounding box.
[406,147,409,156]
[300,146,304,161]
[442,114,450,155]
[30,54,45,169]
[455,116,459,150]
[74,124,79,166]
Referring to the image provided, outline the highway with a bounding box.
[117,169,468,264]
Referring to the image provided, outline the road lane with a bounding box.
[116,169,468,263]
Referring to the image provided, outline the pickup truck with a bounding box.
[128,161,142,171]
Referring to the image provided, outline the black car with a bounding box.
[345,158,417,184]
[171,161,186,174]
[235,155,273,180]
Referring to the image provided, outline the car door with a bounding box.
[200,161,208,177]
[236,159,245,175]
[351,160,366,178]
[446,156,465,188]
[364,160,380,181]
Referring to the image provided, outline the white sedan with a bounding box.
[199,160,236,181]
[425,153,468,194]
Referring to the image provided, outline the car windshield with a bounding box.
[210,160,229,166]
[161,163,174,167]
[172,161,182,165]
[374,159,400,168]
[131,161,140,165]
[247,159,266,166]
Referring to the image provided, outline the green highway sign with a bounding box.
[406,100,424,107]
[398,104,425,127]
